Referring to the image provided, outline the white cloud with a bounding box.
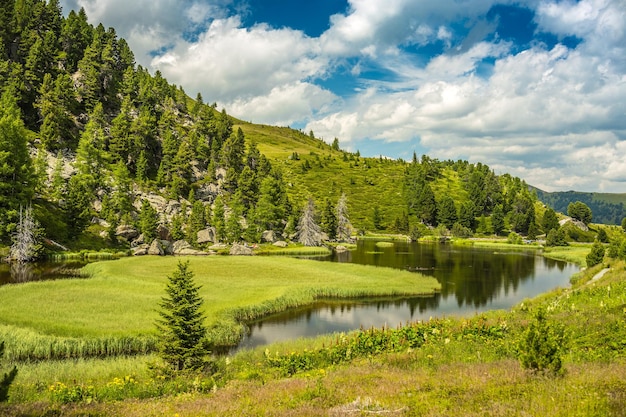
[59,0,626,192]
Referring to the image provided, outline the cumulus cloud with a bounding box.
[60,0,626,192]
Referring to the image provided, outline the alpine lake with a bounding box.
[236,240,578,350]
[1,240,579,351]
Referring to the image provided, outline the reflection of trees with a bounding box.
[9,262,35,283]
[347,242,564,309]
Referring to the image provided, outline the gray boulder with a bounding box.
[262,230,279,243]
[132,244,149,256]
[273,241,288,248]
[197,227,216,244]
[116,225,139,240]
[157,224,171,241]
[148,239,165,256]
[172,240,192,254]
[230,243,253,256]
[176,248,208,256]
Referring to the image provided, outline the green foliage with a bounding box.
[138,200,158,242]
[0,340,17,402]
[541,207,559,234]
[0,89,34,240]
[597,228,608,243]
[545,228,568,247]
[507,232,522,245]
[517,307,566,376]
[156,261,211,372]
[567,201,593,225]
[586,241,605,267]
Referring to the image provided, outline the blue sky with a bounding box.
[60,0,626,193]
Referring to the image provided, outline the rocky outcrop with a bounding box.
[197,227,216,244]
[230,243,253,256]
[132,244,149,256]
[116,225,139,241]
[559,218,590,232]
[262,230,280,243]
[148,239,165,256]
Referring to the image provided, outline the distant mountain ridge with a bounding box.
[532,188,626,225]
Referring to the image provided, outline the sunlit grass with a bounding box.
[0,256,439,359]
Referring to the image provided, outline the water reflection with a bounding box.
[0,261,89,285]
[237,241,578,350]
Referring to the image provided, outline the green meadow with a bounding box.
[0,256,440,360]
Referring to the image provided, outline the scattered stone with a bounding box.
[273,241,288,248]
[131,233,145,247]
[132,244,149,256]
[172,240,192,254]
[116,225,139,240]
[176,248,208,256]
[148,239,165,256]
[157,224,171,241]
[230,243,253,256]
[161,240,174,255]
[197,227,216,244]
[262,230,280,243]
[208,243,228,251]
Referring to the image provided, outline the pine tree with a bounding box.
[321,199,337,240]
[139,200,158,242]
[155,261,210,372]
[0,90,34,239]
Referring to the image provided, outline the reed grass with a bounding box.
[0,256,440,359]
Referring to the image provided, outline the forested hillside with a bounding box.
[0,0,600,255]
[534,189,625,225]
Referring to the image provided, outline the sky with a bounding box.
[59,0,626,193]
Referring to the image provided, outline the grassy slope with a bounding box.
[237,123,408,230]
[0,256,439,341]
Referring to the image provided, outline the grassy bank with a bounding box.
[0,256,439,360]
[3,259,625,415]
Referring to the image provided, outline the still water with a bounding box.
[237,241,578,350]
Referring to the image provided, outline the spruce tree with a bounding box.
[0,89,34,239]
[156,261,210,372]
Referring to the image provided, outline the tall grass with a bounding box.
[0,256,440,359]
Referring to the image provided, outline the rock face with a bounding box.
[230,243,253,256]
[157,224,171,241]
[132,244,149,256]
[116,225,139,241]
[148,239,165,256]
[262,230,279,243]
[559,218,590,232]
[197,227,216,244]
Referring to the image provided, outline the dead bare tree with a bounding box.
[9,205,39,263]
[297,198,323,246]
[336,193,354,243]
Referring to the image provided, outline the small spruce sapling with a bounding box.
[155,261,212,372]
[517,307,566,376]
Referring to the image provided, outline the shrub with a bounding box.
[517,308,566,376]
[586,241,605,268]
[507,232,522,245]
